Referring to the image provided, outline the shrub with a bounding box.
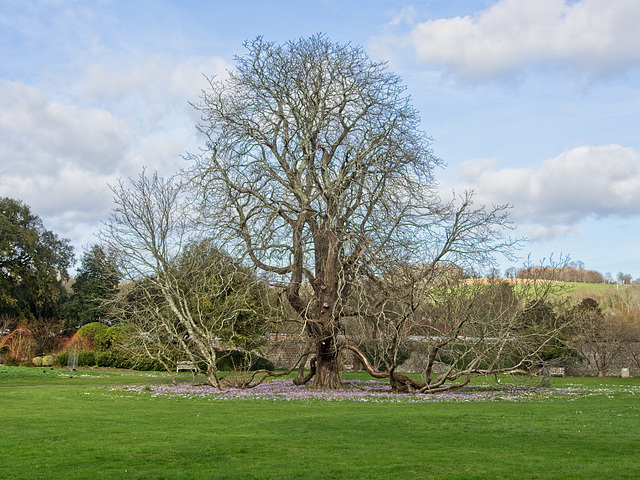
[4,356,21,366]
[106,324,128,348]
[112,356,133,369]
[250,355,275,371]
[32,356,43,366]
[42,355,55,367]
[76,322,110,351]
[359,342,411,372]
[96,351,114,368]
[134,357,165,371]
[0,325,37,362]
[216,350,274,371]
[56,351,69,366]
[77,351,96,367]
[96,351,133,369]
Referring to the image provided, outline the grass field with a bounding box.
[559,282,638,299]
[0,366,182,386]
[1,366,639,479]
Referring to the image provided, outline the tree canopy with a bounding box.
[188,35,520,388]
[0,197,74,319]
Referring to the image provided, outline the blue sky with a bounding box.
[1,0,639,279]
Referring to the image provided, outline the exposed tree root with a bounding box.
[342,343,472,394]
[215,350,315,389]
[293,357,316,385]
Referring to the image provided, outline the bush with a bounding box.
[106,324,128,348]
[32,356,43,366]
[96,351,133,369]
[95,352,162,371]
[56,351,69,366]
[42,355,55,367]
[96,351,115,368]
[216,350,274,371]
[56,350,101,368]
[4,357,21,366]
[77,351,96,367]
[112,356,133,369]
[250,355,275,371]
[359,342,411,372]
[54,346,167,371]
[134,357,165,371]
[76,322,111,351]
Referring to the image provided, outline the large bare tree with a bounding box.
[189,35,518,388]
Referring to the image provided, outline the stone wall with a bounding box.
[262,336,640,377]
[262,334,362,370]
[262,334,312,369]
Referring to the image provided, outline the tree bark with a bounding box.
[311,336,344,389]
[342,343,423,392]
[206,364,221,389]
[293,357,316,385]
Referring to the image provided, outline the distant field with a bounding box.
[557,282,639,308]
[480,278,638,302]
[556,282,629,293]
[1,366,639,479]
[461,279,639,309]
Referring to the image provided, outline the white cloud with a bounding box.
[0,80,128,248]
[0,164,112,218]
[0,163,115,255]
[0,54,226,254]
[78,55,229,106]
[458,144,640,239]
[392,0,640,81]
[388,6,419,27]
[0,81,130,176]
[74,54,229,168]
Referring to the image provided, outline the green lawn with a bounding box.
[1,367,639,479]
[0,365,182,386]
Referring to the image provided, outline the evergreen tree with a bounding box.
[64,245,120,329]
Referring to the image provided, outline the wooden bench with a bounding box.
[176,361,198,373]
[549,367,565,377]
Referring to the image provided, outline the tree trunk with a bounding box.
[310,336,343,389]
[304,221,345,389]
[206,365,221,388]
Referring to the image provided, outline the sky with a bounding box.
[1,0,639,280]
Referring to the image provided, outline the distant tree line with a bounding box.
[513,265,637,285]
[516,266,605,284]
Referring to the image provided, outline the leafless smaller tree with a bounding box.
[27,317,66,355]
[344,265,572,393]
[101,172,280,387]
[567,298,635,377]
